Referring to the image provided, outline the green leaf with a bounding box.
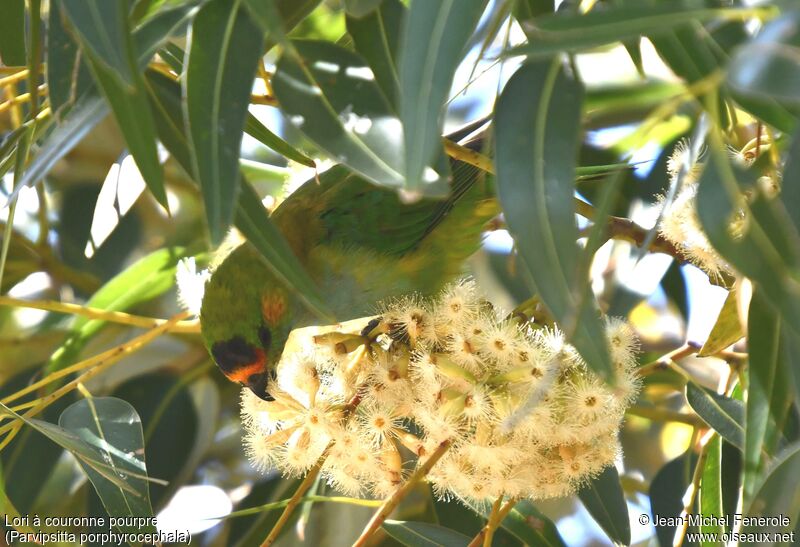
[0,401,158,511]
[577,466,630,546]
[59,397,157,534]
[244,114,315,168]
[510,3,748,57]
[513,0,553,20]
[741,441,800,545]
[469,499,566,547]
[144,70,334,321]
[696,145,800,335]
[344,0,383,18]
[61,0,167,210]
[744,288,793,503]
[47,0,81,115]
[686,382,744,450]
[0,0,26,65]
[272,40,438,194]
[650,452,697,546]
[347,0,405,108]
[494,59,613,379]
[398,0,488,197]
[60,0,137,86]
[700,435,724,544]
[728,12,800,109]
[383,520,471,547]
[698,289,744,357]
[780,128,800,236]
[184,0,265,244]
[47,247,189,372]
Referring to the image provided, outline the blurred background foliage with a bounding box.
[0,0,799,545]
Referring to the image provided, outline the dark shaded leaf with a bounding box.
[577,466,630,545]
[741,442,800,546]
[696,145,800,335]
[744,288,793,503]
[650,451,697,547]
[686,382,744,450]
[398,0,488,197]
[245,114,315,167]
[470,499,566,547]
[347,0,405,107]
[383,520,471,547]
[0,0,26,65]
[184,0,264,244]
[495,58,613,379]
[145,70,334,320]
[47,0,81,115]
[60,0,137,86]
[59,398,157,534]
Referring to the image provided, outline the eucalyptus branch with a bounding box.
[0,84,47,114]
[467,498,518,547]
[352,439,452,547]
[627,405,705,427]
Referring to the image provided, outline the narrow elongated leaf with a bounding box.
[650,452,697,546]
[398,0,488,197]
[686,382,744,450]
[780,128,800,236]
[347,0,405,108]
[700,435,724,544]
[577,466,630,546]
[469,500,566,547]
[47,0,81,115]
[744,289,792,503]
[495,59,613,379]
[383,520,471,547]
[60,0,137,86]
[271,40,449,195]
[184,0,264,244]
[0,402,152,500]
[511,4,755,57]
[698,289,744,357]
[245,114,315,167]
[59,398,157,535]
[0,0,26,65]
[145,70,334,320]
[47,247,189,372]
[696,146,800,335]
[11,3,194,200]
[741,442,800,546]
[61,0,167,209]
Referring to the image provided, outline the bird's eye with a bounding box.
[258,325,272,349]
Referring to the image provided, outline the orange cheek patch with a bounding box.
[225,349,267,384]
[261,293,287,325]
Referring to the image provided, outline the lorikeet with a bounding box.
[200,145,497,400]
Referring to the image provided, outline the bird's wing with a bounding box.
[273,159,492,260]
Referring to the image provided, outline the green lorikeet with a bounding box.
[200,148,497,400]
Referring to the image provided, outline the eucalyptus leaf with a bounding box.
[184,0,265,244]
[698,289,744,357]
[383,520,471,547]
[344,0,383,18]
[700,435,724,544]
[686,382,745,450]
[398,0,488,197]
[47,0,81,115]
[0,0,25,65]
[59,397,157,534]
[577,466,630,546]
[495,59,613,379]
[744,288,792,503]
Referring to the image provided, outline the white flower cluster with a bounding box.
[242,281,640,503]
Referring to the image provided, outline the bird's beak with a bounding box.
[246,371,274,401]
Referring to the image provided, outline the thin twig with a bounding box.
[0,295,200,334]
[467,498,518,547]
[353,440,452,547]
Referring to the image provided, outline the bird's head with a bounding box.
[200,244,299,401]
